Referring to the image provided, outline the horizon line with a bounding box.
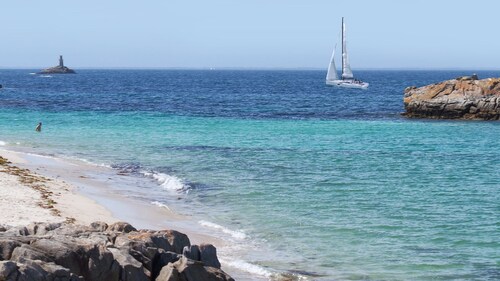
[1,66,500,71]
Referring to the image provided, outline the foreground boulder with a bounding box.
[403,75,500,120]
[0,222,233,281]
[157,256,233,281]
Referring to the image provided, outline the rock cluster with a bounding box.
[0,221,234,281]
[403,76,500,120]
[39,66,75,74]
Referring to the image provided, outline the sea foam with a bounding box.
[198,220,246,240]
[220,258,273,278]
[0,141,6,146]
[142,171,186,191]
[151,201,173,212]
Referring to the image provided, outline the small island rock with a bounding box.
[39,55,76,74]
[403,75,500,120]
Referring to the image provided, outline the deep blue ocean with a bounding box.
[0,69,499,280]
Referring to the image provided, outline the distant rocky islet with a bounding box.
[403,75,500,120]
[39,56,75,74]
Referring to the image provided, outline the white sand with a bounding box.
[0,148,264,281]
[0,149,116,227]
[0,171,59,226]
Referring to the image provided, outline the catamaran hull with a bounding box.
[326,80,369,89]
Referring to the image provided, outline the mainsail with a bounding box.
[326,17,368,89]
[341,19,354,79]
[326,45,339,81]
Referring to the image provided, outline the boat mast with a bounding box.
[341,17,344,80]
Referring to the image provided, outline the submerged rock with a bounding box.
[403,75,500,120]
[39,55,76,74]
[0,222,232,281]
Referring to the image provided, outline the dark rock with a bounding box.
[0,222,232,281]
[183,245,200,261]
[89,221,108,232]
[156,262,181,281]
[162,230,191,254]
[108,248,149,281]
[115,230,190,255]
[15,259,83,281]
[456,74,479,81]
[29,238,88,277]
[38,56,75,74]
[0,261,18,280]
[0,239,21,260]
[151,250,181,280]
[26,222,62,236]
[157,256,234,281]
[87,244,120,281]
[403,77,500,120]
[181,244,221,268]
[10,244,51,263]
[199,244,221,269]
[107,222,137,233]
[5,226,29,236]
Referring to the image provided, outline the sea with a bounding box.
[0,69,498,280]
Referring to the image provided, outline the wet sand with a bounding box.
[0,148,265,281]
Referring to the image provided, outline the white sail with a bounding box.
[341,21,354,79]
[326,45,339,81]
[326,18,368,89]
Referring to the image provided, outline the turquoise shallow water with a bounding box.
[0,70,499,280]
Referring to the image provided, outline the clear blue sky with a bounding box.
[1,0,499,69]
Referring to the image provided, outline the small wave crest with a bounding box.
[151,201,172,211]
[0,141,6,146]
[142,170,187,191]
[221,259,273,278]
[108,162,189,191]
[222,260,312,281]
[199,220,246,240]
[39,75,52,78]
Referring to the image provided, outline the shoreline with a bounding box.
[0,151,116,227]
[0,147,271,281]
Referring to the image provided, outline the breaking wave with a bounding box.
[142,170,187,191]
[198,220,246,240]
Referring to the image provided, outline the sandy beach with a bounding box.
[0,150,116,227]
[0,148,264,281]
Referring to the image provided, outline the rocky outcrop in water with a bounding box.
[39,56,75,74]
[403,75,500,120]
[0,221,234,281]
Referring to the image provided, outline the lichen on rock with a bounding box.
[403,76,500,120]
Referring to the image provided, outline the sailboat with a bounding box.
[326,18,368,89]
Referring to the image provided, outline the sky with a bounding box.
[1,0,499,69]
